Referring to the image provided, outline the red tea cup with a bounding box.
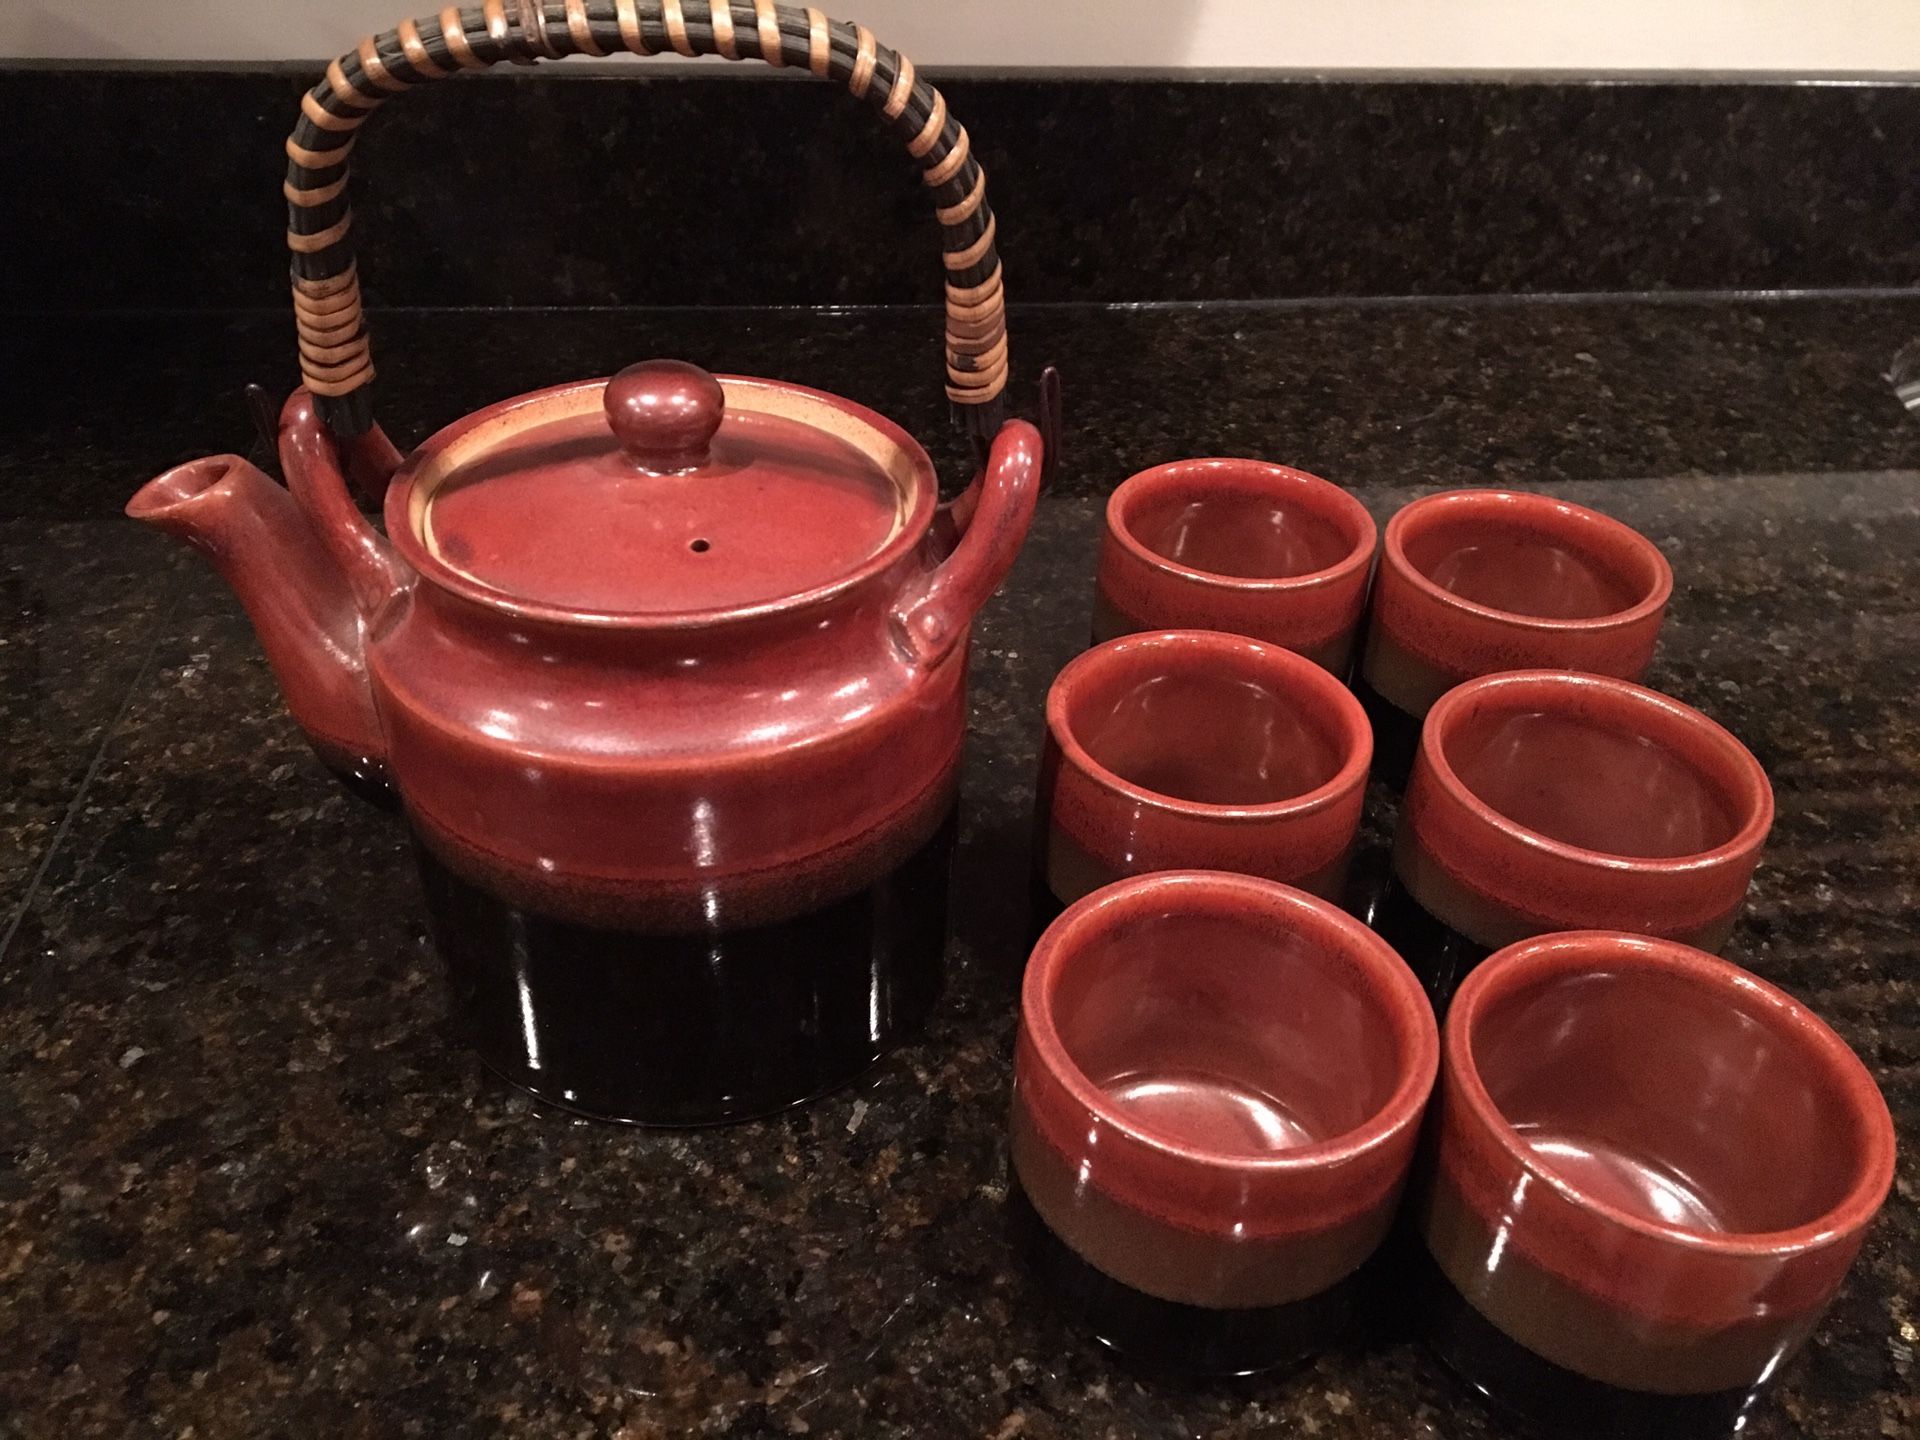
[1010,871,1439,1373]
[1416,931,1896,1438]
[1094,459,1377,673]
[1037,631,1372,924]
[1358,490,1672,782]
[1371,670,1773,1004]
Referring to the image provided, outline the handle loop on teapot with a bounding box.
[284,2,1010,440]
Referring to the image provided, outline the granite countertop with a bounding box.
[3,294,1918,1438]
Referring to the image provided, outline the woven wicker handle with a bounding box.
[286,1,1009,439]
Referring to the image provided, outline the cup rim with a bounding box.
[1048,630,1374,821]
[1419,670,1774,876]
[1023,870,1440,1173]
[1383,489,1673,633]
[1446,930,1897,1256]
[1107,458,1377,594]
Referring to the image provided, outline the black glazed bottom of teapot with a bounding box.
[313,741,400,812]
[416,808,955,1126]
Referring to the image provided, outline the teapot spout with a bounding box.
[127,455,391,799]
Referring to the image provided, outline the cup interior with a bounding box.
[1062,658,1347,807]
[1049,907,1408,1157]
[1128,490,1355,580]
[1116,463,1369,583]
[1468,962,1873,1235]
[1441,704,1747,860]
[1400,500,1663,621]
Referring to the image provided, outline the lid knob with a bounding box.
[604,360,725,472]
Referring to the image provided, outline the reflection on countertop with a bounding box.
[2,294,1917,1438]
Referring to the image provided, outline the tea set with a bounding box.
[124,6,1895,1439]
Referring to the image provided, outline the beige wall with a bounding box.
[6,0,1920,71]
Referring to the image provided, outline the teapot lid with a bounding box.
[400,360,933,618]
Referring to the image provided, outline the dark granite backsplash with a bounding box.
[3,68,1918,312]
[11,294,1920,523]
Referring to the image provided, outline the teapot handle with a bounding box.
[285,2,1009,441]
[892,418,1043,668]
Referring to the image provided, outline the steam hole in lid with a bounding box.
[689,538,711,553]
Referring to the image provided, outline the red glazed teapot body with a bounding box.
[125,2,1043,1122]
[131,367,1041,1123]
[366,370,1041,933]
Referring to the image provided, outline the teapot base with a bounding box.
[417,808,955,1126]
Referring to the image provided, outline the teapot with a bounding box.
[126,1,1045,1125]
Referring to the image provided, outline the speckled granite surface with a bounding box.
[13,294,1920,521]
[6,72,1920,309]
[2,297,1917,1437]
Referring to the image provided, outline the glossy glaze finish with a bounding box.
[1011,872,1437,1370]
[420,367,904,615]
[128,369,1043,933]
[1388,671,1772,997]
[1094,459,1376,672]
[122,454,385,786]
[421,810,955,1125]
[1420,933,1896,1435]
[1360,489,1671,780]
[1038,631,1372,910]
[124,359,1041,1123]
[1363,870,1494,1012]
[601,357,727,470]
[1005,1177,1370,1376]
[20,296,1920,1438]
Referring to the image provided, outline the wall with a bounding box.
[6,0,1920,72]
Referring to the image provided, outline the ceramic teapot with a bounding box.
[126,1,1045,1125]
